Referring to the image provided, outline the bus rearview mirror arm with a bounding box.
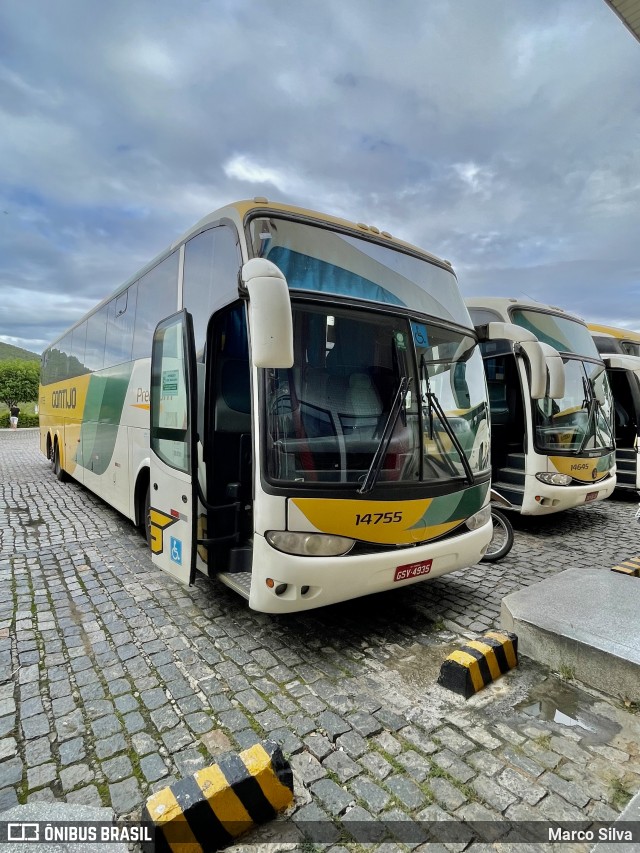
[240,259,294,369]
[475,321,548,400]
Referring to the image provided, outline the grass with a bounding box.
[1,401,38,416]
[558,664,576,681]
[609,776,633,810]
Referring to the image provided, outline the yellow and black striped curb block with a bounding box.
[437,630,518,699]
[611,555,640,577]
[141,740,293,852]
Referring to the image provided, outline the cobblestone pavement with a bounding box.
[1,429,640,852]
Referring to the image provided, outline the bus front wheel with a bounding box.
[480,508,514,562]
[143,485,151,547]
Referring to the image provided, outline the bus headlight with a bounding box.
[536,472,572,486]
[266,531,355,557]
[465,505,491,531]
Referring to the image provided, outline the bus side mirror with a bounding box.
[538,342,565,400]
[241,259,294,368]
[515,341,547,399]
[475,321,547,400]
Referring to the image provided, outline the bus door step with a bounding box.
[218,571,251,600]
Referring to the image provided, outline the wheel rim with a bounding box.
[486,515,508,555]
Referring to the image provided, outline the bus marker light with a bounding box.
[170,509,180,518]
[266,578,275,588]
[275,584,287,596]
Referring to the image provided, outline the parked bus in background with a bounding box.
[39,199,555,613]
[588,323,640,493]
[466,297,616,515]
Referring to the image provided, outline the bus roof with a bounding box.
[44,198,455,352]
[587,322,640,343]
[173,198,452,270]
[465,296,602,359]
[465,296,584,322]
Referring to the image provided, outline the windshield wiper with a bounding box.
[359,376,412,495]
[421,355,474,485]
[578,379,613,453]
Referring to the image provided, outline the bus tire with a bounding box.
[53,443,68,483]
[143,485,151,547]
[480,508,514,562]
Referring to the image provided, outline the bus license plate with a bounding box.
[394,559,433,582]
[585,491,598,502]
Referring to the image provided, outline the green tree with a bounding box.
[0,360,40,408]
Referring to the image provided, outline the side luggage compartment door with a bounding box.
[149,310,198,584]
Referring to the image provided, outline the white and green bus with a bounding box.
[40,199,554,612]
[466,297,616,515]
[588,323,640,492]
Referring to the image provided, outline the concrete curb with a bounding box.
[501,567,640,702]
[437,630,518,698]
[591,788,640,852]
[140,740,293,852]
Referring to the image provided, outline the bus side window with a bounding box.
[105,284,136,367]
[183,225,241,356]
[133,252,179,360]
[85,304,108,372]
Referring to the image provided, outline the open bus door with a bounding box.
[149,310,198,585]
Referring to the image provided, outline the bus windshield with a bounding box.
[534,358,615,453]
[510,308,599,358]
[249,216,470,326]
[264,303,490,487]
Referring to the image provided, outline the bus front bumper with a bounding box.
[520,474,616,515]
[246,520,493,614]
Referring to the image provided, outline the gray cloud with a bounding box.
[1,0,639,352]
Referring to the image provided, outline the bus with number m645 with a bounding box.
[588,323,640,493]
[39,199,555,612]
[466,297,616,515]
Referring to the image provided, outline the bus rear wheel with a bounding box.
[53,443,68,483]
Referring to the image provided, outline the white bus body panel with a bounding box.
[247,519,493,614]
[148,457,195,584]
[519,470,616,515]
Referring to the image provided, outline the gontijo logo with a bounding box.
[51,387,77,409]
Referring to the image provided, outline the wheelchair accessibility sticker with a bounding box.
[170,536,182,566]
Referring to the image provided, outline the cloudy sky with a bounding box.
[1,0,639,354]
